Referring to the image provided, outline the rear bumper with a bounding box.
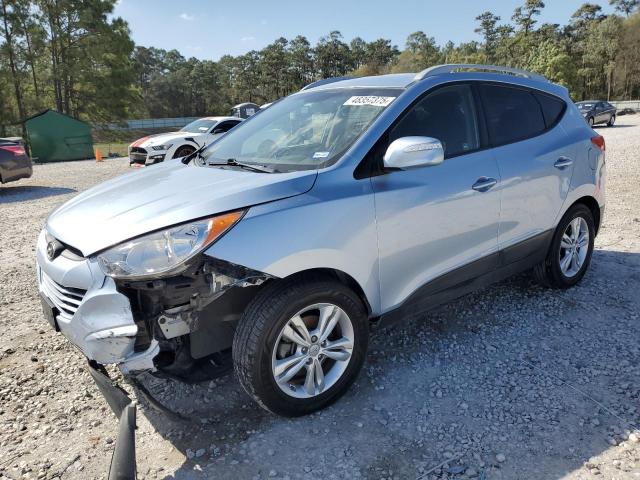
[0,155,32,183]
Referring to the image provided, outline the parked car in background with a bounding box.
[576,100,617,127]
[128,116,242,166]
[37,64,605,419]
[230,102,260,119]
[0,137,32,185]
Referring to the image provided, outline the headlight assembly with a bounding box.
[151,144,173,151]
[97,211,245,279]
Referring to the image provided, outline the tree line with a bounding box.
[1,0,639,133]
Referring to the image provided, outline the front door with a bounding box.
[371,84,501,312]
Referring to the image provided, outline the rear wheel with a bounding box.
[172,145,196,159]
[233,274,368,416]
[588,117,595,127]
[534,204,595,289]
[607,115,616,127]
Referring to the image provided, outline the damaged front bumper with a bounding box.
[35,229,272,378]
[36,230,159,372]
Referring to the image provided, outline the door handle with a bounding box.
[472,177,497,192]
[554,157,573,169]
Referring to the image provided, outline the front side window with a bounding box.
[389,84,480,158]
[201,88,401,172]
[479,84,545,146]
[214,121,241,133]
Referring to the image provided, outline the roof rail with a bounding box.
[301,76,354,91]
[414,64,547,82]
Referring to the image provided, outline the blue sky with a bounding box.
[113,0,614,60]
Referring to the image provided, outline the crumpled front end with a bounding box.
[36,229,159,372]
[35,228,272,379]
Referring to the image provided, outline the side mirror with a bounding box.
[212,128,225,134]
[383,136,444,170]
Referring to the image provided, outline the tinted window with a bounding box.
[215,121,241,133]
[534,93,565,128]
[479,84,545,146]
[390,84,479,158]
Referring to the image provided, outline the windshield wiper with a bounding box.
[207,158,276,173]
[181,142,207,164]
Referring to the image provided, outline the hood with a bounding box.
[47,161,317,255]
[131,131,201,149]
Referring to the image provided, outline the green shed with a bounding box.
[25,110,94,162]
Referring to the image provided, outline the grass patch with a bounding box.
[94,142,129,158]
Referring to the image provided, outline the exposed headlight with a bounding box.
[151,144,172,151]
[97,211,245,279]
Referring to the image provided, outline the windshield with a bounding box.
[577,103,594,110]
[200,88,401,172]
[181,119,216,133]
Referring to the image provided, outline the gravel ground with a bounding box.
[1,116,639,480]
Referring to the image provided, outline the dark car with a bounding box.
[576,101,617,127]
[0,137,32,185]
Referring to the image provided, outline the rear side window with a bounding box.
[479,84,545,146]
[534,93,565,128]
[389,84,480,158]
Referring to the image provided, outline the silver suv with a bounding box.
[37,64,605,416]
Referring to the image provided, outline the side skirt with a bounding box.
[376,230,553,329]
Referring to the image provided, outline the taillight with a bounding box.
[0,145,26,156]
[591,135,605,151]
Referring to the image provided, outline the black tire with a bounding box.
[588,117,595,127]
[607,115,616,127]
[172,145,196,159]
[533,204,595,289]
[233,273,369,417]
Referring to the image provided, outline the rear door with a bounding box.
[478,83,572,254]
[595,102,609,123]
[371,83,501,311]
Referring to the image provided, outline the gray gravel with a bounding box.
[1,116,640,479]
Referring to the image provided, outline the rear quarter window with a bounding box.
[533,93,566,129]
[479,84,546,146]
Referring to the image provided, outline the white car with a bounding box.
[128,116,242,166]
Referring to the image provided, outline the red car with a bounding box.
[0,137,32,185]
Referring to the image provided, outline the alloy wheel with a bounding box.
[271,303,354,399]
[559,217,589,278]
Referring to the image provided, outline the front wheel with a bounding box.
[533,204,595,289]
[588,117,595,127]
[607,115,616,127]
[172,145,196,159]
[233,274,368,416]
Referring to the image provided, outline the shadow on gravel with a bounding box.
[134,249,640,480]
[0,185,76,203]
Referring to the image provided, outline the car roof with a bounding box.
[304,65,568,99]
[201,116,243,122]
[306,73,415,90]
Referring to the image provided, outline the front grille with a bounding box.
[40,270,87,320]
[129,147,148,163]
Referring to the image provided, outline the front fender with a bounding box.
[205,173,381,315]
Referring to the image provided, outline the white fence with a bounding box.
[609,100,640,111]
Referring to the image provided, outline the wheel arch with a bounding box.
[567,195,601,235]
[171,143,198,159]
[277,268,373,318]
